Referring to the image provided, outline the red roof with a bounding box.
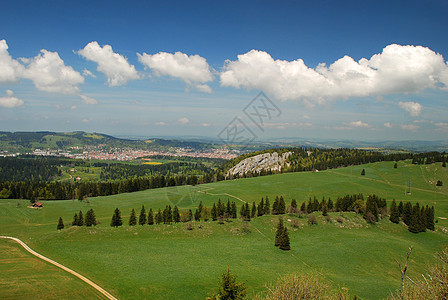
[34,202,43,207]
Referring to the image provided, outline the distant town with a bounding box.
[0,146,238,160]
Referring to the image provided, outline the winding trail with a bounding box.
[196,187,247,203]
[0,236,117,300]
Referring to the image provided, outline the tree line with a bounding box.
[389,200,435,233]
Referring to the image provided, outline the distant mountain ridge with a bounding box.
[0,131,212,153]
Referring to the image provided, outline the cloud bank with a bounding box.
[220,44,448,105]
[0,90,24,108]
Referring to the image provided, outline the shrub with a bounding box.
[254,273,349,300]
[241,221,251,233]
[436,180,443,186]
[365,211,377,224]
[337,216,344,223]
[186,222,193,230]
[325,215,332,222]
[308,214,318,225]
[208,268,247,300]
[291,219,299,228]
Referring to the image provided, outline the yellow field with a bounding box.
[142,161,163,165]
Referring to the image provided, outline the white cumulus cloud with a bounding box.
[0,40,24,83]
[398,101,423,117]
[384,122,393,128]
[78,41,140,86]
[220,44,448,105]
[23,50,84,94]
[138,51,213,93]
[346,120,370,128]
[0,90,24,108]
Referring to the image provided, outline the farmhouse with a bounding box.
[33,202,43,208]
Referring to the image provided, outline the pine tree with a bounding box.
[211,203,218,221]
[85,209,97,226]
[361,168,366,176]
[402,202,412,226]
[300,201,306,212]
[408,203,421,233]
[291,199,297,209]
[213,268,247,300]
[226,200,232,217]
[394,162,398,168]
[389,200,400,224]
[328,198,334,211]
[78,211,84,226]
[231,202,237,218]
[279,227,291,251]
[147,208,154,225]
[275,217,284,247]
[57,217,64,230]
[443,159,446,168]
[264,196,270,215]
[278,196,286,214]
[111,208,122,227]
[129,208,137,226]
[72,213,78,226]
[272,196,279,215]
[398,201,404,216]
[139,205,147,225]
[426,206,435,231]
[257,198,264,216]
[251,202,256,218]
[322,204,328,216]
[155,208,162,224]
[173,206,180,223]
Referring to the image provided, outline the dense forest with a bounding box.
[0,149,445,201]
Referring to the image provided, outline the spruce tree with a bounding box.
[328,198,334,211]
[361,168,366,176]
[211,203,218,221]
[231,202,237,218]
[264,197,270,215]
[275,217,284,247]
[213,268,247,300]
[408,203,421,233]
[111,208,122,227]
[272,196,279,215]
[129,208,137,226]
[57,217,64,230]
[402,202,412,226]
[291,199,297,209]
[394,162,398,168]
[85,209,97,226]
[443,159,446,167]
[147,208,154,225]
[78,211,84,226]
[278,196,286,214]
[300,201,306,212]
[279,227,291,250]
[226,200,232,217]
[257,198,264,216]
[398,201,404,216]
[322,204,328,216]
[72,213,78,226]
[173,206,180,223]
[426,206,435,231]
[155,208,162,224]
[251,202,256,218]
[139,205,147,225]
[389,200,400,224]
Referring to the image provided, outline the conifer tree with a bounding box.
[443,159,446,168]
[257,198,264,216]
[231,202,237,218]
[300,201,306,212]
[402,202,412,226]
[155,208,162,224]
[306,198,313,213]
[251,202,256,218]
[211,203,218,221]
[78,210,84,226]
[264,196,270,215]
[398,201,404,216]
[57,217,64,230]
[72,213,78,226]
[279,227,291,250]
[147,208,154,225]
[408,203,422,233]
[426,206,435,231]
[111,208,122,227]
[212,268,247,300]
[389,200,400,224]
[278,196,286,214]
[275,217,284,247]
[139,205,147,225]
[328,198,334,211]
[272,196,279,215]
[85,209,97,226]
[217,199,225,217]
[173,206,180,223]
[322,204,328,216]
[129,208,137,226]
[226,200,232,217]
[394,162,398,168]
[361,168,366,175]
[291,199,297,209]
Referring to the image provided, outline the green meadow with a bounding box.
[0,160,447,299]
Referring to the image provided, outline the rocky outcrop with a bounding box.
[226,152,292,178]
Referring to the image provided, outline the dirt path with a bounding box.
[196,187,247,203]
[0,236,117,300]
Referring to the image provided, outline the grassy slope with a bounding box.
[0,160,447,299]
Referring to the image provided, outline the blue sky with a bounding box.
[1,0,447,141]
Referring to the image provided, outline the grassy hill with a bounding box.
[0,160,447,299]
